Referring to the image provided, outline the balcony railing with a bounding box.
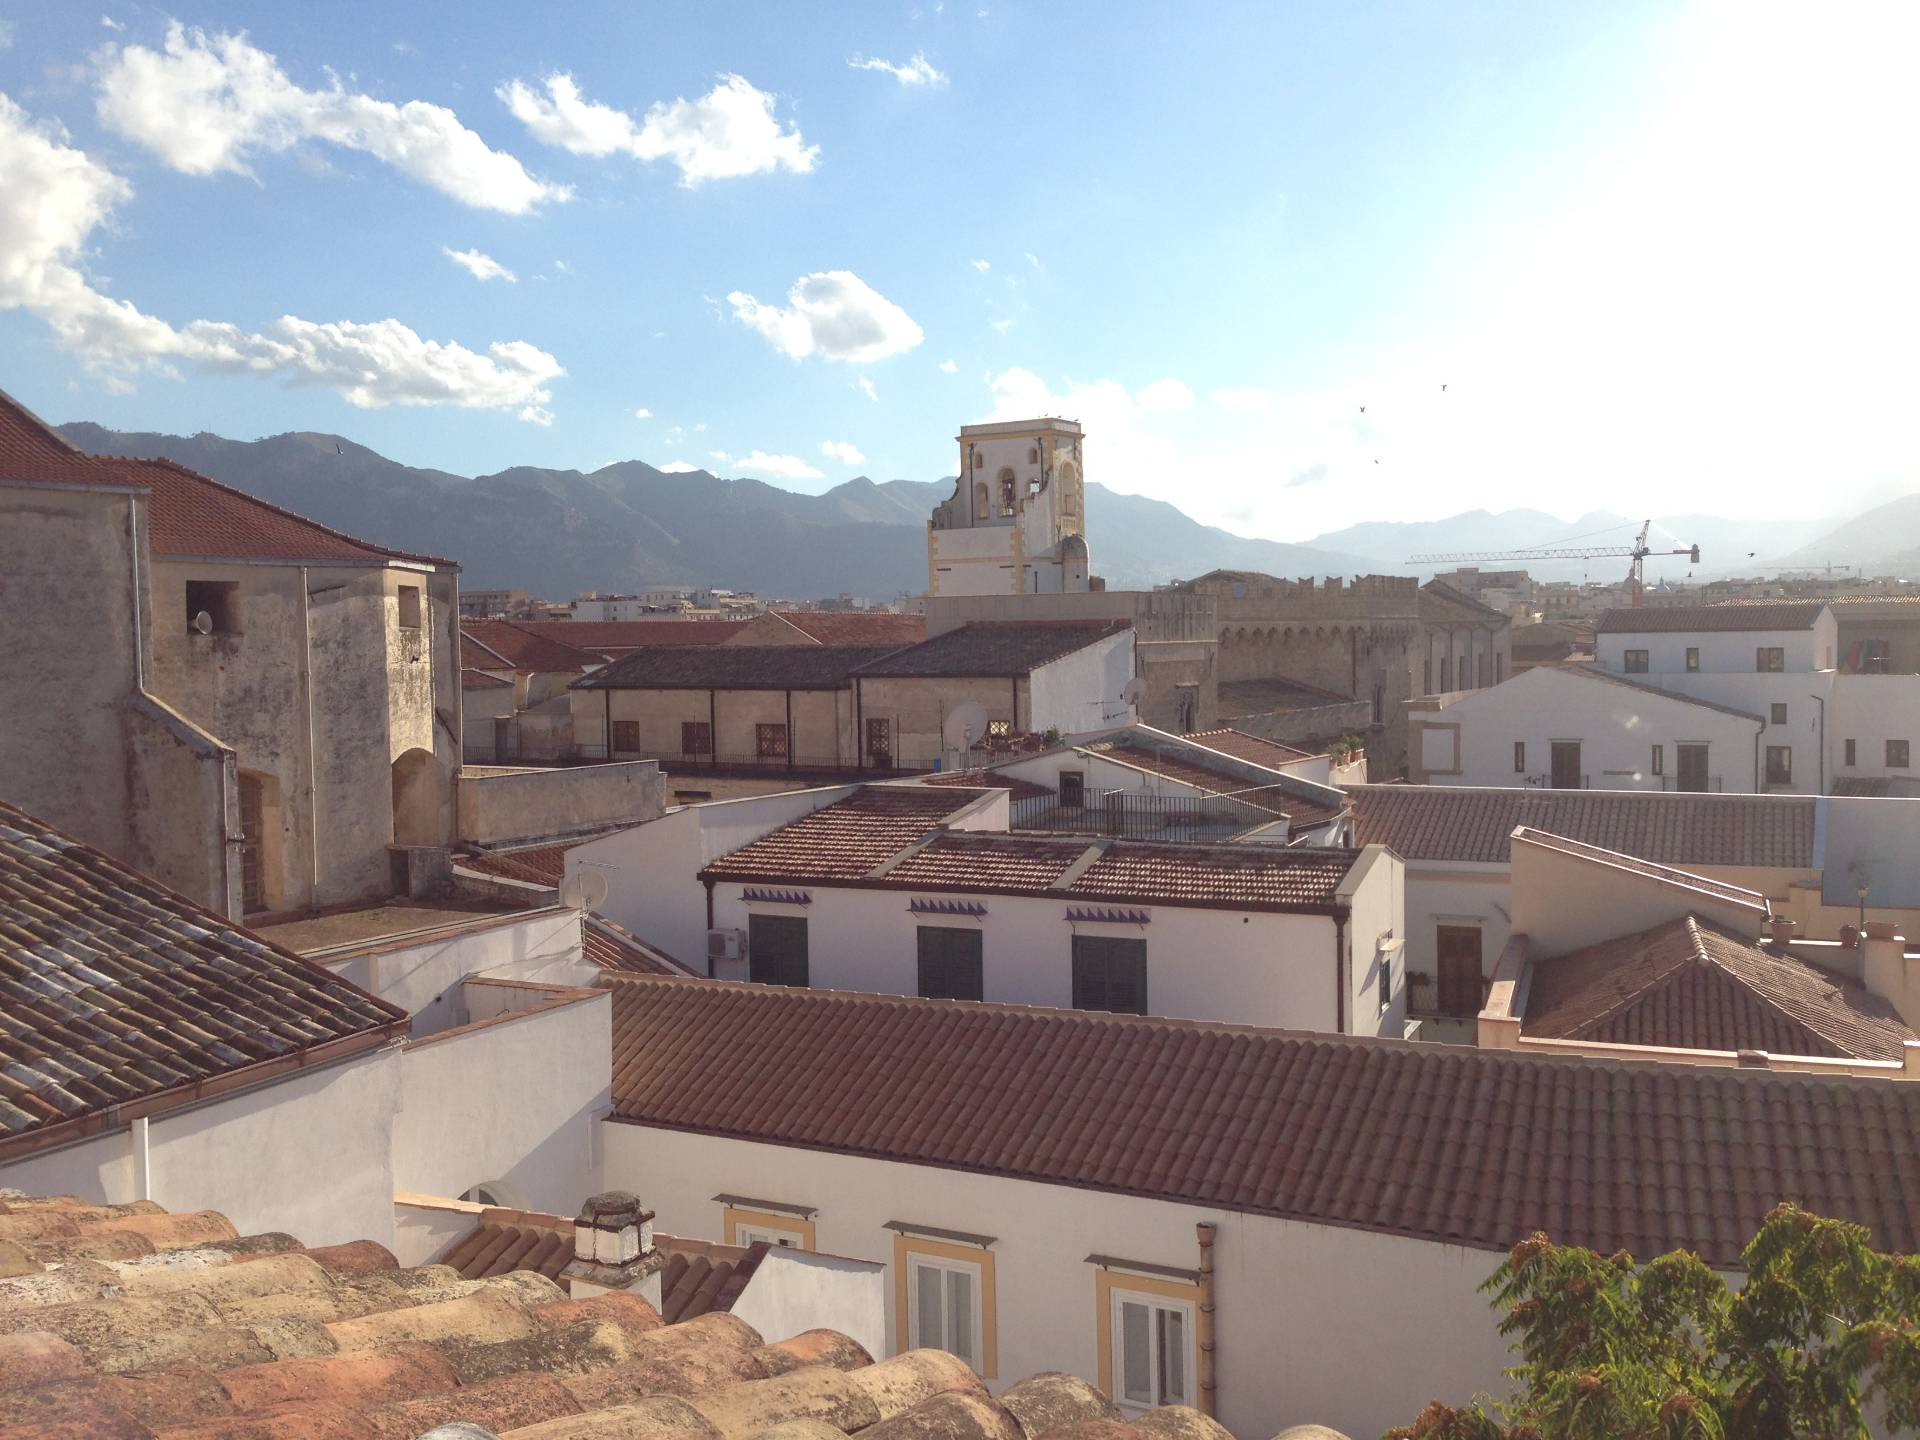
[1011,788,1275,843]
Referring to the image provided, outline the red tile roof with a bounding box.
[458,843,573,886]
[605,975,1920,1267]
[700,787,989,884]
[1,1193,1162,1440]
[461,619,599,674]
[1182,729,1319,766]
[1510,827,1771,913]
[1082,741,1346,832]
[440,1209,575,1281]
[583,915,697,976]
[462,667,514,690]
[852,621,1131,678]
[1523,916,1917,1061]
[519,618,751,656]
[763,611,929,645]
[0,389,452,567]
[922,769,1056,803]
[1349,785,1817,868]
[1596,603,1827,633]
[0,800,408,1157]
[578,644,908,692]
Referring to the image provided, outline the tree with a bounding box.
[1385,1204,1920,1440]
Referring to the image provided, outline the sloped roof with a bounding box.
[1182,729,1319,766]
[760,611,929,645]
[922,769,1056,803]
[461,619,599,674]
[0,388,452,567]
[605,975,1920,1267]
[1509,827,1771,914]
[0,800,408,1156]
[576,645,908,692]
[0,1193,1175,1440]
[520,618,752,656]
[700,787,987,884]
[1420,579,1509,623]
[1079,740,1346,832]
[1349,785,1817,868]
[1597,603,1827,634]
[1523,915,1917,1061]
[851,620,1131,678]
[583,914,697,976]
[1513,664,1766,723]
[461,667,514,690]
[440,1208,575,1281]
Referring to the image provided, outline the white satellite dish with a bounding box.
[942,700,991,753]
[192,610,214,636]
[1121,677,1148,706]
[559,869,609,911]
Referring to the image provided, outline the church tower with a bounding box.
[927,418,1091,596]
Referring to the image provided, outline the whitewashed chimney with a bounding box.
[562,1190,663,1301]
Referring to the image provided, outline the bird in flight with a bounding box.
[1359,405,1366,413]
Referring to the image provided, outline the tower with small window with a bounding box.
[928,417,1091,595]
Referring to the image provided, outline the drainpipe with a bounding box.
[131,1116,151,1202]
[1333,913,1348,1032]
[603,689,612,762]
[856,676,866,773]
[1809,691,1826,794]
[301,568,320,908]
[1195,1222,1217,1418]
[785,689,794,771]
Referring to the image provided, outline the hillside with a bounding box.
[58,423,1366,596]
[1776,493,1920,576]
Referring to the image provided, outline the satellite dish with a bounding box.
[559,869,609,911]
[1121,677,1148,706]
[942,701,991,753]
[192,610,214,635]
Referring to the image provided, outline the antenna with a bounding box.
[559,869,609,911]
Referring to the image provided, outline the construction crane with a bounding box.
[1409,519,1698,606]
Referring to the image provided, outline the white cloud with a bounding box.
[709,449,731,463]
[553,259,571,274]
[1134,377,1193,414]
[1024,251,1042,270]
[970,258,990,272]
[100,17,124,34]
[518,404,553,426]
[939,359,957,374]
[820,440,865,464]
[658,460,703,473]
[733,450,824,480]
[498,72,816,185]
[856,377,878,402]
[847,52,948,87]
[727,271,923,363]
[0,21,12,49]
[1211,386,1272,413]
[987,316,1015,334]
[633,406,653,419]
[95,23,567,213]
[0,94,563,418]
[442,245,516,283]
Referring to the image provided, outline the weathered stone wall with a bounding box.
[456,760,665,845]
[125,691,239,916]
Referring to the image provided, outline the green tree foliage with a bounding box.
[1385,1204,1920,1440]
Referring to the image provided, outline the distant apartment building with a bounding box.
[458,586,531,619]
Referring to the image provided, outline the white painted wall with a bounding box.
[1824,796,1920,909]
[603,1122,1515,1440]
[1508,838,1767,954]
[1341,846,1409,1036]
[0,1050,402,1250]
[1026,631,1137,735]
[1830,677,1920,791]
[1596,611,1836,674]
[393,992,611,1216]
[732,1248,890,1364]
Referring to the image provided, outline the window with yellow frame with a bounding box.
[1092,1263,1200,1412]
[716,1195,816,1251]
[889,1224,997,1378]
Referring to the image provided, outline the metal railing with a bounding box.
[1521,772,1592,790]
[1405,971,1487,1020]
[1010,788,1274,843]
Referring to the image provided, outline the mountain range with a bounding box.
[57,421,1920,595]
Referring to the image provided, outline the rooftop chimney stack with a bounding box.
[1768,916,1797,948]
[563,1190,663,1300]
[1861,923,1918,1026]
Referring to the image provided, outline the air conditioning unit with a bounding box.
[707,928,746,962]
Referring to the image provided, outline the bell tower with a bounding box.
[927,418,1090,596]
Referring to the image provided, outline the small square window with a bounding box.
[1770,703,1788,725]
[986,720,1012,740]
[1756,647,1785,673]
[1844,738,1857,766]
[185,579,240,635]
[1890,740,1911,769]
[611,720,640,754]
[681,721,713,755]
[1765,745,1793,785]
[1685,647,1700,672]
[1623,649,1649,673]
[397,585,422,630]
[756,723,789,759]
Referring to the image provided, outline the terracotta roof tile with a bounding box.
[582,916,696,976]
[605,975,1920,1267]
[1596,603,1827,633]
[851,621,1131,678]
[441,1211,576,1283]
[0,800,408,1157]
[578,645,908,692]
[0,1192,1185,1440]
[765,612,929,646]
[922,770,1055,803]
[1349,785,1817,868]
[0,389,451,567]
[1509,827,1770,912]
[520,619,752,657]
[462,619,599,675]
[1523,916,1918,1061]
[458,844,574,887]
[1181,730,1318,766]
[699,788,988,883]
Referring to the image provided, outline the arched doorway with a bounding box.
[390,748,442,847]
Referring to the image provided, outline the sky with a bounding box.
[1,0,1917,543]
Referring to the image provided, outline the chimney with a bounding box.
[1861,923,1919,1027]
[563,1190,663,1300]
[1768,916,1797,948]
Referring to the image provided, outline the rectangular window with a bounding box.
[1059,770,1086,809]
[1478,654,1491,688]
[1072,934,1147,1015]
[987,719,1012,740]
[1651,744,1664,776]
[722,1204,813,1250]
[756,723,789,759]
[1513,741,1525,774]
[1757,647,1785,672]
[917,926,984,1001]
[1845,738,1857,766]
[1436,926,1482,1017]
[611,720,641,755]
[1113,1291,1194,1411]
[907,1253,984,1370]
[1890,740,1911,769]
[1439,657,1451,692]
[1624,649,1649,673]
[1676,743,1710,793]
[866,717,892,764]
[1495,654,1505,684]
[1371,685,1384,723]
[1685,647,1700,672]
[1765,745,1793,785]
[681,720,713,755]
[397,584,422,630]
[1422,659,1432,695]
[1377,941,1393,1015]
[184,579,240,635]
[747,912,808,987]
[1770,703,1788,725]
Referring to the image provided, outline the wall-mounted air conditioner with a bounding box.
[707,927,748,980]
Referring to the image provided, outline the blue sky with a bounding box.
[2,1,1915,541]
